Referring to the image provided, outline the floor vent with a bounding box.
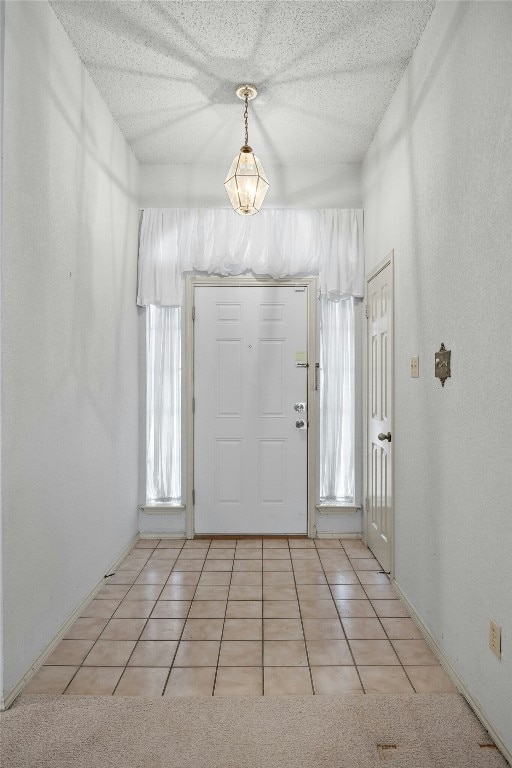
[378,744,398,761]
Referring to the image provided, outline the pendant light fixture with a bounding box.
[224,84,269,216]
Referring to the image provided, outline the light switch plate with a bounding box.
[410,356,419,378]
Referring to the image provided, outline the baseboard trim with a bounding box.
[0,533,140,711]
[315,532,362,539]
[139,533,186,539]
[393,580,511,766]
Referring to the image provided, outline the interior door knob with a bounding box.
[295,419,306,429]
[378,432,392,442]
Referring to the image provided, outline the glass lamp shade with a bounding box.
[224,148,269,215]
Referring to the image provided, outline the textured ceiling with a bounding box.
[50,1,435,166]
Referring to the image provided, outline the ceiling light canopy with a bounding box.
[224,85,269,216]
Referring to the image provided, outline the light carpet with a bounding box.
[1,693,508,768]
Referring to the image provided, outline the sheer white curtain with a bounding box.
[146,306,181,503]
[319,298,355,503]
[140,208,363,507]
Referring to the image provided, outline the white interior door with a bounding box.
[194,284,308,534]
[366,258,393,572]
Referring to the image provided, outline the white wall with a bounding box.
[1,1,140,700]
[362,1,512,754]
[139,162,362,209]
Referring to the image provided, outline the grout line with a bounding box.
[212,540,234,697]
[293,539,315,695]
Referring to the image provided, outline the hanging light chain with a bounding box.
[243,91,249,146]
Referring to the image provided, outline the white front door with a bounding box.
[194,284,309,534]
[366,256,393,572]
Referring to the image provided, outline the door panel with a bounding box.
[366,260,393,572]
[194,285,308,534]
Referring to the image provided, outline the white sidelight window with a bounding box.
[319,297,355,504]
[146,306,181,504]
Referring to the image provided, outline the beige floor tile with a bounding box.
[306,639,353,666]
[177,550,207,560]
[126,584,165,600]
[363,584,397,600]
[214,667,263,696]
[302,618,345,640]
[315,540,343,549]
[342,542,372,557]
[135,539,160,549]
[198,572,232,586]
[405,665,456,692]
[141,561,173,573]
[223,619,262,640]
[113,600,155,619]
[140,619,185,641]
[165,667,217,696]
[159,585,197,601]
[226,601,262,619]
[81,599,121,619]
[371,599,409,618]
[264,667,312,695]
[45,639,95,666]
[205,548,236,559]
[65,667,123,696]
[193,585,230,601]
[299,599,338,619]
[356,571,390,585]
[263,585,297,601]
[135,571,169,584]
[95,585,130,601]
[183,539,210,548]
[23,666,77,695]
[121,557,149,571]
[293,571,327,585]
[358,665,414,693]
[324,571,358,585]
[182,618,224,641]
[188,600,227,619]
[100,618,146,640]
[264,619,304,641]
[263,540,289,549]
[231,572,263,586]
[229,585,262,601]
[106,571,140,585]
[202,560,233,572]
[114,667,169,696]
[149,549,178,561]
[64,618,108,640]
[151,601,191,619]
[219,640,262,666]
[319,557,352,570]
[172,560,204,572]
[83,640,136,666]
[263,601,300,619]
[381,618,422,639]
[288,539,316,549]
[335,600,377,618]
[234,550,262,560]
[210,540,236,549]
[342,618,387,639]
[173,640,220,667]
[128,640,178,667]
[391,639,438,665]
[263,560,293,572]
[157,539,186,548]
[233,559,262,572]
[330,585,368,600]
[264,640,308,667]
[296,585,332,600]
[262,549,290,560]
[263,572,295,586]
[349,557,381,571]
[311,666,363,695]
[348,640,400,666]
[236,540,263,549]
[291,550,320,560]
[166,572,201,586]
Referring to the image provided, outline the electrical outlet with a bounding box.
[410,356,419,378]
[489,619,501,659]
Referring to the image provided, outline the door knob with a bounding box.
[295,419,306,429]
[294,403,306,413]
[378,432,392,442]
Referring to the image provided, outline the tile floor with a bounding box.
[22,537,456,697]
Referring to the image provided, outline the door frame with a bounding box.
[364,252,395,577]
[185,276,318,539]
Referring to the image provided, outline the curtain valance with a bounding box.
[137,208,364,307]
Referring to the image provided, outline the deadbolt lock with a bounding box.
[294,402,306,413]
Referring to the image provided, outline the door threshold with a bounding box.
[194,534,310,540]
